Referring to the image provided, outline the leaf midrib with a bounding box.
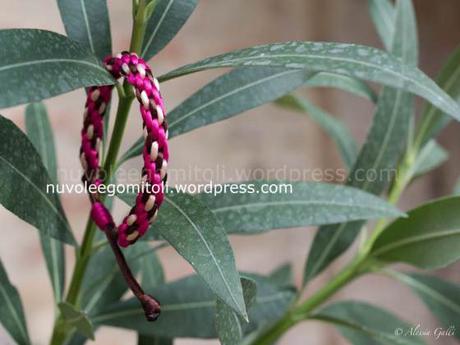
[0,58,108,74]
[168,69,302,129]
[79,0,95,53]
[164,196,244,316]
[401,275,460,315]
[211,199,397,215]
[0,283,29,343]
[0,155,70,234]
[162,50,458,116]
[93,291,290,322]
[373,228,460,257]
[142,0,175,57]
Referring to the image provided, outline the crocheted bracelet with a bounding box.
[79,51,168,321]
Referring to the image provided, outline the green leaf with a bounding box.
[303,0,418,285]
[268,264,294,288]
[241,274,296,335]
[137,249,168,345]
[159,41,460,121]
[25,103,58,182]
[276,95,358,168]
[312,300,425,345]
[94,273,295,339]
[305,72,377,102]
[142,0,198,60]
[0,114,75,244]
[0,29,113,109]
[416,46,460,146]
[368,0,396,51]
[57,0,112,61]
[120,192,247,319]
[216,278,257,345]
[58,302,95,340]
[0,259,31,345]
[63,334,86,345]
[143,0,160,22]
[25,102,66,302]
[121,67,311,162]
[389,271,460,340]
[141,248,165,289]
[371,197,460,269]
[411,140,448,179]
[195,181,402,234]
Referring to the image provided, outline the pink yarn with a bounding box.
[80,51,168,247]
[91,202,115,231]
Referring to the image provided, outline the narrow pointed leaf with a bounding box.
[195,181,403,234]
[216,278,257,345]
[137,248,168,345]
[118,192,246,318]
[368,0,396,51]
[142,0,198,60]
[0,260,31,345]
[58,302,95,340]
[25,104,58,182]
[312,301,425,345]
[94,274,295,339]
[371,196,460,269]
[25,103,65,302]
[303,0,418,285]
[57,0,112,61]
[276,95,358,168]
[159,41,460,121]
[121,67,311,162]
[268,264,294,288]
[411,140,448,179]
[416,46,460,146]
[390,271,460,340]
[63,334,87,345]
[141,249,165,290]
[0,114,75,244]
[0,29,114,109]
[305,72,377,102]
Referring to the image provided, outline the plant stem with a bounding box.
[252,121,429,345]
[365,144,418,249]
[49,3,150,345]
[130,0,147,53]
[65,94,134,306]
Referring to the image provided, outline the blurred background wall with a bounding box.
[0,1,459,344]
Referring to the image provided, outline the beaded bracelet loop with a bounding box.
[80,51,168,248]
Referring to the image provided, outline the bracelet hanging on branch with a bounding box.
[79,51,169,321]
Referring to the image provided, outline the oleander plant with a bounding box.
[0,0,459,344]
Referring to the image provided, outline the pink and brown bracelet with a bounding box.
[79,51,168,321]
